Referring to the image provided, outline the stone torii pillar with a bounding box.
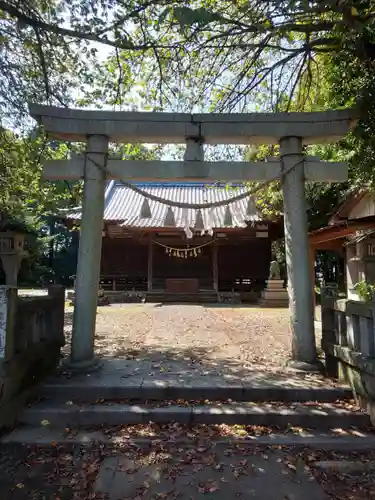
[280,137,316,369]
[70,135,108,368]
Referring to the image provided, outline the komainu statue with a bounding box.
[268,259,281,280]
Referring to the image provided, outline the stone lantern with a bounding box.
[0,231,28,286]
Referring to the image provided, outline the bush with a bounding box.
[354,281,375,302]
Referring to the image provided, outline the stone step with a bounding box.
[145,292,219,304]
[19,402,370,429]
[4,424,373,448]
[40,381,351,403]
[4,425,375,450]
[259,300,289,308]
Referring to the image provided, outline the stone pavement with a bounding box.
[94,442,328,500]
[1,439,374,499]
[49,357,343,394]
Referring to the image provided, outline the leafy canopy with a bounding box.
[1,0,375,229]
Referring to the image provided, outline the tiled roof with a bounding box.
[345,227,375,245]
[329,188,368,225]
[68,182,261,229]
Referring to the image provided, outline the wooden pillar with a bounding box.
[147,236,153,292]
[212,240,218,292]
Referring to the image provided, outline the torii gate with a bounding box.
[29,105,356,371]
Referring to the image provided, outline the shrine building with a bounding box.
[66,181,282,303]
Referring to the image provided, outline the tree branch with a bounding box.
[0,0,165,51]
[32,27,50,102]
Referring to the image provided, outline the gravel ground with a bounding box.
[64,303,318,365]
[62,303,325,382]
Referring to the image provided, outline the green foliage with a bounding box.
[0,126,81,284]
[1,0,375,284]
[2,0,373,117]
[354,281,375,302]
[240,2,375,225]
[172,6,223,28]
[0,128,82,222]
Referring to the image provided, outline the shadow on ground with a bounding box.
[60,345,331,389]
[61,305,326,387]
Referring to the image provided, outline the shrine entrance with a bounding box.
[154,241,211,293]
[29,104,356,371]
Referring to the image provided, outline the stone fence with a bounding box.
[0,285,65,426]
[321,288,375,423]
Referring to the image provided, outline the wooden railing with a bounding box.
[100,275,147,291]
[96,275,266,293]
[218,278,266,292]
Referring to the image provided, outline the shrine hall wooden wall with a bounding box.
[217,239,271,281]
[101,239,148,277]
[100,236,271,287]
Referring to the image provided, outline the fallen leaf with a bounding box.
[86,464,98,475]
[198,481,219,493]
[208,484,219,493]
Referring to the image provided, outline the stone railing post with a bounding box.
[357,295,375,358]
[321,286,338,378]
[370,295,375,356]
[0,286,18,362]
[48,285,65,346]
